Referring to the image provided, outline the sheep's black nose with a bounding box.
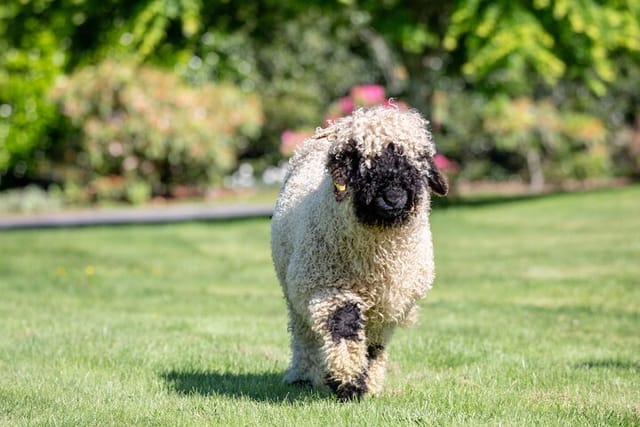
[381,186,408,210]
[356,182,416,227]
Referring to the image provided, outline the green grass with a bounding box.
[1,186,639,426]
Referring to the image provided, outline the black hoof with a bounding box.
[326,374,368,402]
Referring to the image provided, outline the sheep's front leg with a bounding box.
[308,291,369,401]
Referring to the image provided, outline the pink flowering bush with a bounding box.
[51,60,263,203]
[433,153,460,174]
[324,84,408,126]
[279,84,460,195]
[279,130,315,157]
[350,84,386,106]
[280,84,408,155]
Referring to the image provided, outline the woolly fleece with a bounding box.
[271,106,445,400]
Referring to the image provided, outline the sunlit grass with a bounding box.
[1,186,638,425]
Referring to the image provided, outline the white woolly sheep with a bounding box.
[270,106,448,401]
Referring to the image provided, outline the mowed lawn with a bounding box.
[1,186,638,426]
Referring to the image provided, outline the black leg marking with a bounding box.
[367,344,385,360]
[327,302,363,342]
[326,373,368,402]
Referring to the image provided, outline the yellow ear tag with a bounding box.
[334,182,346,192]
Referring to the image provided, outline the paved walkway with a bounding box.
[0,203,274,230]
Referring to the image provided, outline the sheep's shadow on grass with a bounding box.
[161,369,332,403]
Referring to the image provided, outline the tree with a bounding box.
[1,0,639,192]
[364,0,639,189]
[442,0,640,95]
[0,0,139,185]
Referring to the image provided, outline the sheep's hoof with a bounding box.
[327,374,368,402]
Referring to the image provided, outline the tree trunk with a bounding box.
[526,147,545,193]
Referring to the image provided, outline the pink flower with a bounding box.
[322,84,411,131]
[433,153,459,173]
[280,129,313,156]
[350,84,386,107]
[338,97,354,114]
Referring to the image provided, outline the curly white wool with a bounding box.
[271,106,442,398]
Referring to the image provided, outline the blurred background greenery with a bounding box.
[1,0,639,207]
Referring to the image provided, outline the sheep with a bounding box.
[270,106,448,401]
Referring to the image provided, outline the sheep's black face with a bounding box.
[351,143,423,227]
[328,141,447,228]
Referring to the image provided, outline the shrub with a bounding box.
[180,10,381,160]
[483,96,609,189]
[51,59,263,203]
[0,184,64,214]
[0,30,62,186]
[433,89,611,190]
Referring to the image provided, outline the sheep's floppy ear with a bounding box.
[426,157,449,196]
[328,152,349,202]
[330,166,349,202]
[327,141,357,202]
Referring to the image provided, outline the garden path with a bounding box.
[0,203,274,230]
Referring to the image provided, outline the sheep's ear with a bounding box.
[426,157,449,196]
[327,139,360,201]
[327,152,349,202]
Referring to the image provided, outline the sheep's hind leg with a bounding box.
[309,291,369,401]
[365,342,390,395]
[362,323,394,395]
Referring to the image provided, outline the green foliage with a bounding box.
[485,96,609,186]
[125,0,203,58]
[1,0,639,195]
[178,9,380,157]
[443,0,640,94]
[431,88,505,181]
[51,60,263,203]
[0,2,64,179]
[0,0,140,182]
[256,12,378,136]
[355,1,640,188]
[433,89,611,187]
